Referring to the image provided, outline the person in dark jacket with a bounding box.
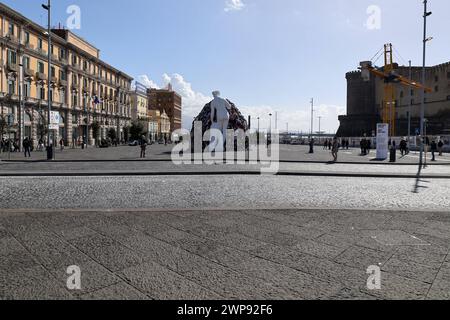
[140,135,147,158]
[431,140,437,161]
[23,137,31,158]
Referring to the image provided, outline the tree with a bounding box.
[129,120,144,141]
[91,121,100,145]
[0,117,6,137]
[107,127,117,141]
[123,126,130,142]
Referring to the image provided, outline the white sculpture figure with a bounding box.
[209,90,231,152]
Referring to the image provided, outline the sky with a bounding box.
[5,0,450,133]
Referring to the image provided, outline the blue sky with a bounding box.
[6,0,450,132]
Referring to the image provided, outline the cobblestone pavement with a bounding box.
[1,175,449,300]
[1,207,449,300]
[0,175,449,210]
[2,144,450,163]
[1,161,449,177]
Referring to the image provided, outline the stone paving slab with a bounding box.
[2,144,450,164]
[0,208,449,300]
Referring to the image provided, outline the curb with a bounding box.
[1,159,450,166]
[0,170,448,179]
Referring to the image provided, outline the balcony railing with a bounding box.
[35,72,47,81]
[6,61,19,73]
[24,68,34,78]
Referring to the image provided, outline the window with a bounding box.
[400,91,403,98]
[25,32,30,44]
[83,60,88,71]
[8,22,14,36]
[411,89,414,96]
[38,38,43,49]
[7,50,17,64]
[51,67,56,78]
[59,48,65,60]
[24,81,31,98]
[447,72,450,79]
[39,87,46,100]
[8,79,16,95]
[59,70,67,81]
[23,56,30,69]
[72,55,78,65]
[435,86,439,92]
[435,76,439,82]
[411,99,414,105]
[51,44,54,55]
[38,61,45,73]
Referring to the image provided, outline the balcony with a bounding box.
[36,48,47,56]
[25,42,35,50]
[35,72,47,82]
[6,61,19,73]
[24,68,35,78]
[51,76,58,84]
[59,79,68,88]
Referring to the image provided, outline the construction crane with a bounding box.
[359,43,432,136]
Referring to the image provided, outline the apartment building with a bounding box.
[0,3,133,147]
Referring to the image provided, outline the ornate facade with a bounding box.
[0,3,133,147]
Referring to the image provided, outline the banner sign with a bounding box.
[376,123,389,159]
[49,111,60,130]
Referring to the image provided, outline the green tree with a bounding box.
[91,121,100,145]
[107,127,117,141]
[129,121,144,140]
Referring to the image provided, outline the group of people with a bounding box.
[360,138,372,156]
[430,139,445,161]
[1,138,20,153]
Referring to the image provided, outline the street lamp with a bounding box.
[42,0,52,159]
[419,0,432,169]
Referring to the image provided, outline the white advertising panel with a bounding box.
[376,123,389,159]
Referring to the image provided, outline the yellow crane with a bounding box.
[360,43,432,136]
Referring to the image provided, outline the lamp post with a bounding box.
[310,98,314,139]
[407,60,412,151]
[419,0,432,169]
[42,0,52,158]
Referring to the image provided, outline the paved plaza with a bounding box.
[2,144,450,164]
[1,207,449,300]
[0,173,450,300]
[1,144,449,300]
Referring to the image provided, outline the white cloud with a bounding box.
[135,75,160,89]
[224,0,245,12]
[138,73,344,133]
[139,73,211,129]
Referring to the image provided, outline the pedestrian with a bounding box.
[438,139,444,156]
[60,138,65,151]
[331,137,339,162]
[360,139,365,155]
[309,138,314,154]
[431,140,437,161]
[23,137,31,158]
[140,135,147,158]
[323,139,328,150]
[399,138,407,156]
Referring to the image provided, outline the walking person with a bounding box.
[23,137,31,158]
[431,140,437,162]
[438,139,444,156]
[331,137,339,162]
[323,139,328,150]
[59,138,65,151]
[140,135,147,159]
